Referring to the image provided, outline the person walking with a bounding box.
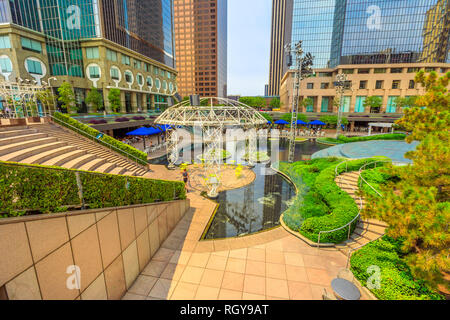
[182,169,189,193]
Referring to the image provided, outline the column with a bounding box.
[131,92,137,113]
[142,93,148,113]
[120,91,126,113]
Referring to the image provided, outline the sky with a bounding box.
[227,0,272,96]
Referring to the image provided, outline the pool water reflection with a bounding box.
[149,138,328,239]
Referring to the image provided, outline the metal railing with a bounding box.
[358,160,392,198]
[317,160,364,246]
[49,114,148,172]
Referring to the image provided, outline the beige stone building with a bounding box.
[280,63,450,115]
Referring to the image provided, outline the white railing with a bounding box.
[317,159,389,246]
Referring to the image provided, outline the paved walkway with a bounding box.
[122,191,370,300]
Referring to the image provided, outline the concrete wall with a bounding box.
[0,199,190,300]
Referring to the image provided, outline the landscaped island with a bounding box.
[317,133,406,145]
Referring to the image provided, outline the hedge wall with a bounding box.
[350,236,443,300]
[317,133,406,145]
[281,157,388,243]
[53,112,148,165]
[0,161,186,218]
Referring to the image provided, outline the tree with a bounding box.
[281,112,308,123]
[299,97,313,112]
[85,87,104,112]
[108,88,122,112]
[260,113,273,123]
[363,96,383,113]
[394,96,418,111]
[319,115,348,128]
[269,98,280,109]
[239,96,266,109]
[36,89,56,114]
[362,71,450,291]
[57,82,76,113]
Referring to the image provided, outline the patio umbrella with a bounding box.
[126,127,161,149]
[308,120,326,126]
[297,120,308,125]
[157,124,173,132]
[274,119,289,125]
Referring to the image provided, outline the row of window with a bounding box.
[84,46,175,79]
[86,65,175,92]
[0,56,43,75]
[306,80,416,90]
[302,95,412,113]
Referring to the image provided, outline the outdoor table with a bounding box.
[331,278,361,300]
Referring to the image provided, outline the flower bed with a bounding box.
[196,149,231,161]
[115,117,130,122]
[317,133,406,145]
[132,116,146,121]
[242,151,270,163]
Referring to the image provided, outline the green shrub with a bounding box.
[281,157,388,243]
[359,166,398,197]
[53,112,147,165]
[318,133,406,145]
[350,236,443,300]
[0,161,186,217]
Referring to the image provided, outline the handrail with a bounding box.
[358,160,391,198]
[317,160,363,246]
[317,159,390,246]
[49,114,148,171]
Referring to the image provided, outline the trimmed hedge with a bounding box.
[0,161,186,217]
[281,157,388,243]
[350,236,443,300]
[318,133,406,145]
[359,166,398,197]
[53,112,148,165]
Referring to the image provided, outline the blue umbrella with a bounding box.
[309,120,326,126]
[157,124,173,132]
[297,120,308,125]
[267,121,272,124]
[275,119,289,125]
[126,127,155,136]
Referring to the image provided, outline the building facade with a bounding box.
[173,0,227,98]
[280,63,449,114]
[273,0,450,115]
[0,0,178,113]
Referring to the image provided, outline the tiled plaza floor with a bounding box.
[122,192,370,300]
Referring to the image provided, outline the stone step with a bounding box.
[0,137,59,156]
[17,145,77,164]
[354,227,383,241]
[0,132,49,146]
[0,128,37,139]
[108,166,128,175]
[95,162,117,174]
[0,141,68,162]
[0,125,29,132]
[61,154,97,170]
[41,149,88,167]
[78,158,107,172]
[361,218,388,228]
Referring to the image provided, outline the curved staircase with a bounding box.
[333,171,388,256]
[0,124,148,176]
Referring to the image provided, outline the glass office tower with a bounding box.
[285,0,449,69]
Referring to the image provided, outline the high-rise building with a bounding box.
[272,0,450,118]
[267,0,292,96]
[173,0,227,98]
[0,0,178,113]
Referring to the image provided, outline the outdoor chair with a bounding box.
[321,131,325,137]
[337,268,355,283]
[322,288,337,300]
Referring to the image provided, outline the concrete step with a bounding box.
[0,137,59,156]
[361,218,388,228]
[21,145,78,165]
[354,227,383,241]
[95,162,117,174]
[0,141,68,162]
[61,154,97,170]
[0,128,37,139]
[41,149,87,167]
[0,132,48,146]
[78,158,107,172]
[108,166,128,175]
[0,125,29,132]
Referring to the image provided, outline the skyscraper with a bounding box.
[173,0,227,98]
[0,0,178,113]
[267,0,292,96]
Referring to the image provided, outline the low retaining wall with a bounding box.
[0,198,190,300]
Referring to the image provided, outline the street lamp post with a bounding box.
[284,41,314,163]
[334,73,351,139]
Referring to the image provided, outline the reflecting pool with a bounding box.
[149,138,329,239]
